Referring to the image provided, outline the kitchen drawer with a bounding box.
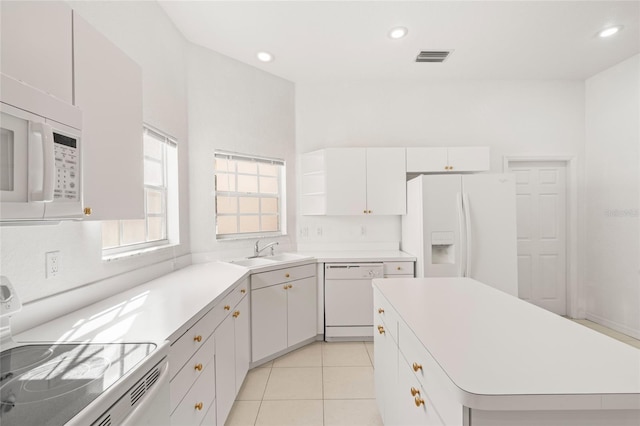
[398,320,464,426]
[170,333,215,413]
[170,358,216,426]
[200,400,216,426]
[251,263,316,290]
[384,261,415,276]
[170,308,217,380]
[373,288,400,342]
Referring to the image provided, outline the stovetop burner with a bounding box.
[0,342,156,425]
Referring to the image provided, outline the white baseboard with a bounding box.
[585,312,640,340]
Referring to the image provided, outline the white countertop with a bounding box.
[16,261,250,345]
[374,277,640,410]
[296,250,415,263]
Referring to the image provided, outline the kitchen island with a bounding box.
[373,277,640,426]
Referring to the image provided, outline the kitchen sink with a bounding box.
[230,257,276,267]
[229,252,312,269]
[263,253,309,262]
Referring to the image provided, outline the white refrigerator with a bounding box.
[401,174,518,296]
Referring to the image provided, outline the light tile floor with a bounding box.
[226,341,380,426]
[226,321,640,425]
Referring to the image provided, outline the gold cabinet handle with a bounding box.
[240,288,246,294]
[224,305,231,311]
[195,402,203,411]
[193,335,202,342]
[412,362,422,372]
[377,325,385,334]
[410,387,420,396]
[368,210,372,214]
[397,266,402,270]
[83,207,92,216]
[194,363,203,371]
[285,273,290,278]
[414,397,425,407]
[378,308,385,314]
[289,284,293,289]
[363,210,367,214]
[284,284,289,290]
[233,311,240,318]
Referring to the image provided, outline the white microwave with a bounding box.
[0,74,83,222]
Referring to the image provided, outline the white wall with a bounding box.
[585,54,640,338]
[0,1,191,332]
[187,44,297,262]
[295,80,586,248]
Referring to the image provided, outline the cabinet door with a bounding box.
[287,277,317,347]
[447,147,490,172]
[374,320,398,424]
[1,1,73,103]
[215,315,235,426]
[73,12,144,220]
[234,296,250,394]
[366,148,406,215]
[406,147,448,173]
[325,148,367,215]
[251,285,287,362]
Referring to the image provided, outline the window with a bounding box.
[102,127,179,255]
[214,151,286,239]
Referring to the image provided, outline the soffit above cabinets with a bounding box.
[159,1,640,83]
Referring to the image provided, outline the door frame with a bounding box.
[502,155,579,318]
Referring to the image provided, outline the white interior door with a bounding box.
[509,161,567,315]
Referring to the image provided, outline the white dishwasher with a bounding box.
[324,263,384,341]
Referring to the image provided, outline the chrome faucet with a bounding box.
[253,240,279,257]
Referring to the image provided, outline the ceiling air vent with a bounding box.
[416,50,452,63]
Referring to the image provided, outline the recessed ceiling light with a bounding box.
[389,26,408,39]
[598,26,623,38]
[257,51,274,62]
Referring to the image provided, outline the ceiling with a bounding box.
[160,1,640,83]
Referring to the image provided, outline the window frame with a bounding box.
[101,126,178,257]
[214,150,286,240]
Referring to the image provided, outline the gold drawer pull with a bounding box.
[241,288,246,294]
[224,305,231,311]
[233,311,240,318]
[285,273,290,278]
[363,210,367,214]
[378,308,385,314]
[412,362,422,372]
[84,207,92,216]
[410,387,420,396]
[377,325,385,334]
[195,402,203,411]
[194,363,203,371]
[397,266,402,270]
[193,335,202,342]
[288,284,293,289]
[414,397,425,407]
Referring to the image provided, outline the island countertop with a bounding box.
[373,277,640,411]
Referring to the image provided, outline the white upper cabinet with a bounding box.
[1,1,73,103]
[73,12,144,220]
[406,147,490,173]
[301,147,406,215]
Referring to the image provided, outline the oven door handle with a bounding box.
[121,359,170,426]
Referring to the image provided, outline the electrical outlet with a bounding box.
[46,251,60,278]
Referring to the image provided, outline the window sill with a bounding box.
[102,242,179,262]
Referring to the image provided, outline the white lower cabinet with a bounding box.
[396,355,443,426]
[251,263,317,363]
[216,295,250,426]
[373,312,398,424]
[169,280,249,426]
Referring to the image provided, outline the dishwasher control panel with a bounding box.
[325,263,384,279]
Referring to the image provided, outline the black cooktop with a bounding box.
[0,343,155,426]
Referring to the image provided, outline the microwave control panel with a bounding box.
[53,132,79,201]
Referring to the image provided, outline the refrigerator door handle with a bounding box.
[456,192,465,277]
[463,193,472,278]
